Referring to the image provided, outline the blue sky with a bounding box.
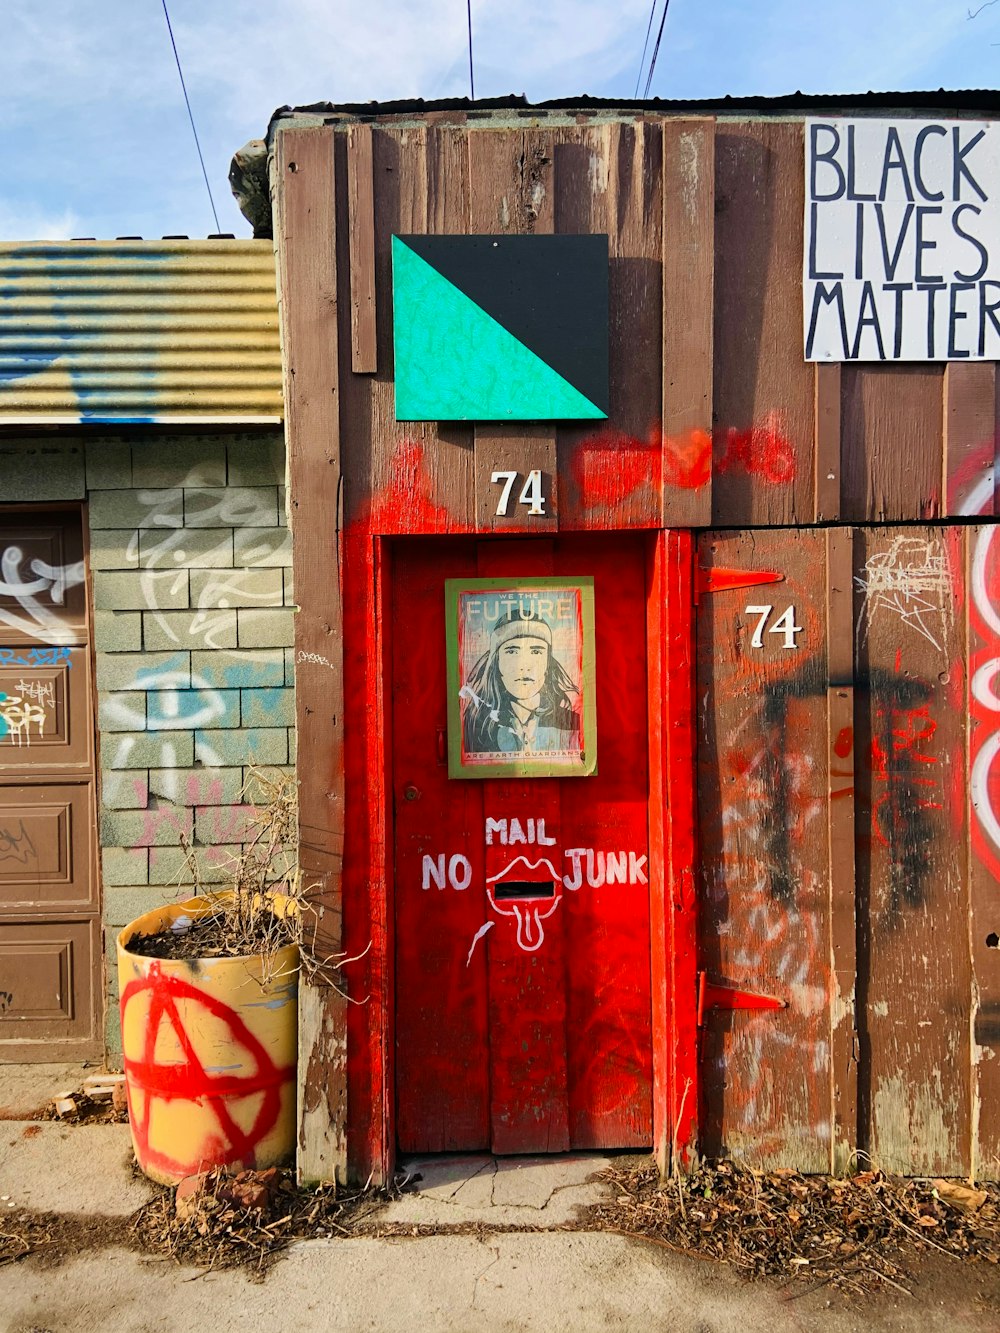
[2,0,998,240]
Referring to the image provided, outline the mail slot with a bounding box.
[493,880,555,901]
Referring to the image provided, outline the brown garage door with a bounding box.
[0,511,101,1061]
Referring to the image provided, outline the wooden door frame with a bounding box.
[648,530,699,1173]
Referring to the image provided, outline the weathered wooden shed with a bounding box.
[261,90,1000,1186]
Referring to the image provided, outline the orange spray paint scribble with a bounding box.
[663,428,712,490]
[571,416,796,509]
[716,413,797,486]
[570,427,661,506]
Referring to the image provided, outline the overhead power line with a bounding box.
[634,0,672,101]
[160,0,221,234]
[467,0,476,101]
[642,0,672,100]
[634,0,658,99]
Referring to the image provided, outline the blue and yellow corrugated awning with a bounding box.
[0,239,283,425]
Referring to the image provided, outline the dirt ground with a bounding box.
[2,1229,999,1333]
[2,1166,1000,1333]
[2,1067,999,1331]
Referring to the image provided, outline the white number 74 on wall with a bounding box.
[492,469,546,517]
[744,604,803,650]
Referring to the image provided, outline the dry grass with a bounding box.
[590,1160,1000,1296]
[125,767,367,994]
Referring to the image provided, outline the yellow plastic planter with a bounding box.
[117,895,298,1186]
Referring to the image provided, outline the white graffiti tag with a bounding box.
[0,694,47,745]
[0,546,85,645]
[855,535,952,652]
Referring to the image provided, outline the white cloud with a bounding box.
[0,204,80,242]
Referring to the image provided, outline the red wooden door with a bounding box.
[393,534,653,1154]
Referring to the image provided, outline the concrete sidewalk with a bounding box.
[0,1064,997,1331]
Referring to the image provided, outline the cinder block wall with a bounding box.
[92,433,295,1056]
[0,431,296,1059]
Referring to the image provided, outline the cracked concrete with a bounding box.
[385,1153,613,1226]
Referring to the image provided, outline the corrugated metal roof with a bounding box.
[268,87,1000,135]
[0,240,282,426]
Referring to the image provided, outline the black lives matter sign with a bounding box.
[804,119,1000,361]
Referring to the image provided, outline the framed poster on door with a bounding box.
[445,577,597,779]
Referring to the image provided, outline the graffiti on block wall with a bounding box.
[102,666,230,808]
[128,489,283,653]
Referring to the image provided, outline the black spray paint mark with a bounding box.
[754,657,828,905]
[867,670,937,916]
[744,660,938,915]
[0,819,36,864]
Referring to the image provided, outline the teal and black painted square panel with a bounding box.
[392,234,609,422]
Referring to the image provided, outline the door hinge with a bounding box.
[697,971,787,1026]
[694,566,784,605]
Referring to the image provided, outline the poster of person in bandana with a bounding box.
[445,577,596,779]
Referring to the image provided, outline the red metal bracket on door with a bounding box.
[697,971,787,1026]
[694,567,784,604]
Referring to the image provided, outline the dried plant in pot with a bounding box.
[116,769,303,1187]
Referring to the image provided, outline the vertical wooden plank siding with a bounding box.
[426,125,477,523]
[662,120,713,529]
[712,122,814,526]
[967,523,1000,1176]
[696,530,833,1170]
[274,127,349,1185]
[842,367,944,522]
[554,121,663,532]
[945,364,997,518]
[348,125,377,374]
[826,528,857,1172]
[814,364,842,523]
[469,130,558,534]
[854,527,971,1176]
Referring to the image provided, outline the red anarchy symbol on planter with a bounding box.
[121,963,292,1180]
